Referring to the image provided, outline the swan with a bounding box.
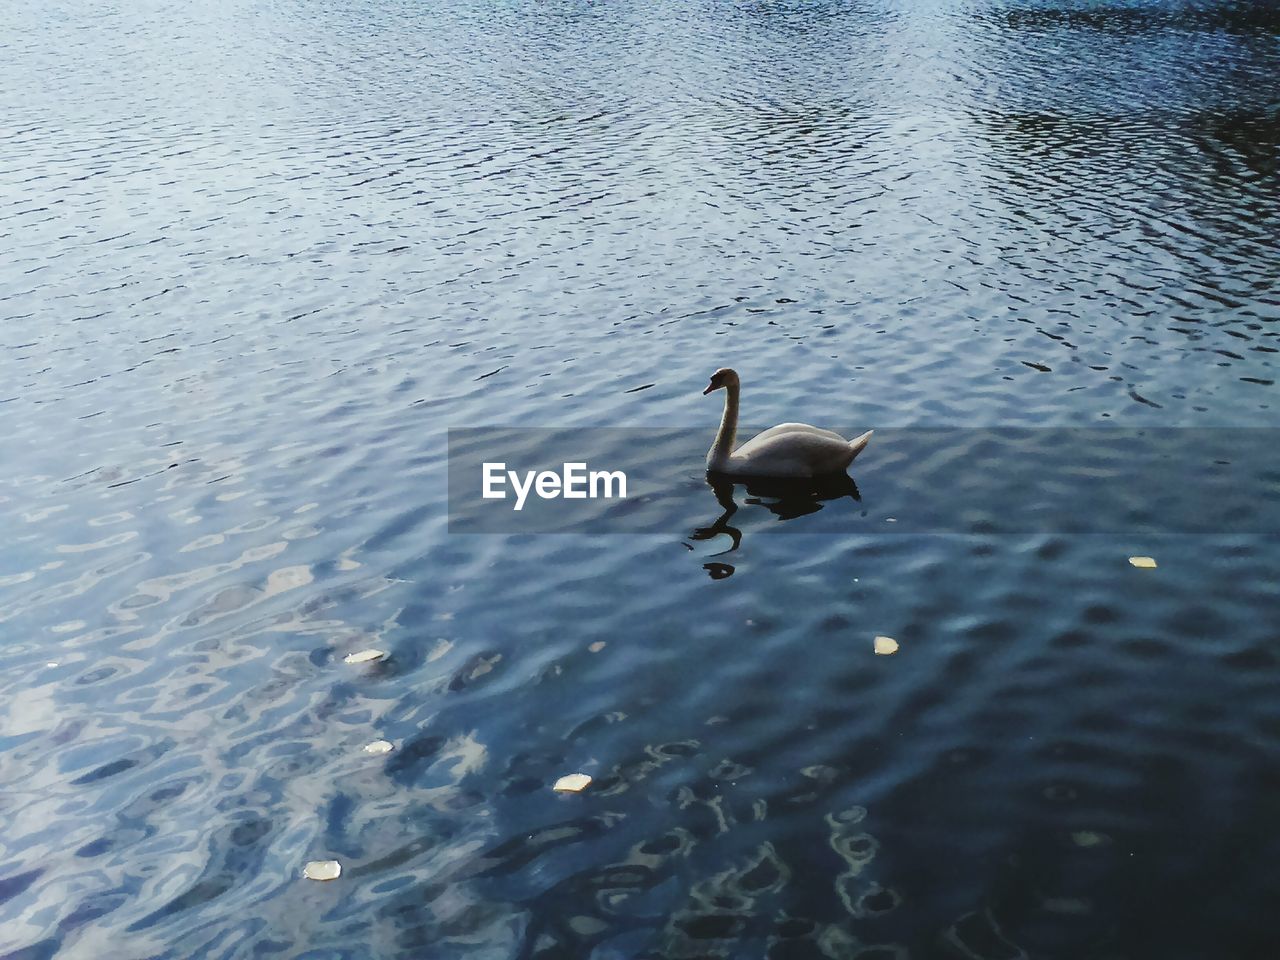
[703,367,872,478]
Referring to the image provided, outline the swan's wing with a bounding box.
[731,430,858,475]
[745,422,848,444]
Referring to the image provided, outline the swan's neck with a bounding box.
[707,384,739,470]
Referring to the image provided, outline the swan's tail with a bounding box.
[847,429,874,463]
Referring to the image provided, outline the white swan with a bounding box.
[703,367,872,478]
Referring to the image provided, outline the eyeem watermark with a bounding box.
[482,462,627,511]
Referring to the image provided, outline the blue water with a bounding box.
[1,1,1278,957]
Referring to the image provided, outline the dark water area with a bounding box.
[2,1,1279,958]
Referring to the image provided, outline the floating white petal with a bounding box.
[363,740,394,755]
[1128,556,1157,569]
[874,636,899,656]
[344,648,386,664]
[553,773,592,793]
[588,641,606,653]
[303,860,341,881]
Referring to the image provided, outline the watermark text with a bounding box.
[482,462,627,511]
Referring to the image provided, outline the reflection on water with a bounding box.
[2,0,1280,957]
[689,473,863,571]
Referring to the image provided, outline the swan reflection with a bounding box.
[686,473,862,576]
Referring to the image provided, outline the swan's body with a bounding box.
[703,368,872,478]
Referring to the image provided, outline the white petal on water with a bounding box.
[1128,556,1157,569]
[874,636,899,656]
[569,915,609,936]
[588,641,606,653]
[1043,896,1092,915]
[363,740,394,755]
[344,648,386,664]
[553,773,592,793]
[303,860,341,881]
[1072,830,1108,847]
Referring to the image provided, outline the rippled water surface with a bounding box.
[3,1,1279,957]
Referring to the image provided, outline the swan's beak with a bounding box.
[703,382,715,395]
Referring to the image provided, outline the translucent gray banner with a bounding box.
[448,428,1280,535]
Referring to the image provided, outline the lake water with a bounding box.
[2,1,1279,957]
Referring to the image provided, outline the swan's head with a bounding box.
[703,367,739,395]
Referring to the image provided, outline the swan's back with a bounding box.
[728,428,872,478]
[749,422,848,444]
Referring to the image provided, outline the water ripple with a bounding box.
[2,0,1279,957]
